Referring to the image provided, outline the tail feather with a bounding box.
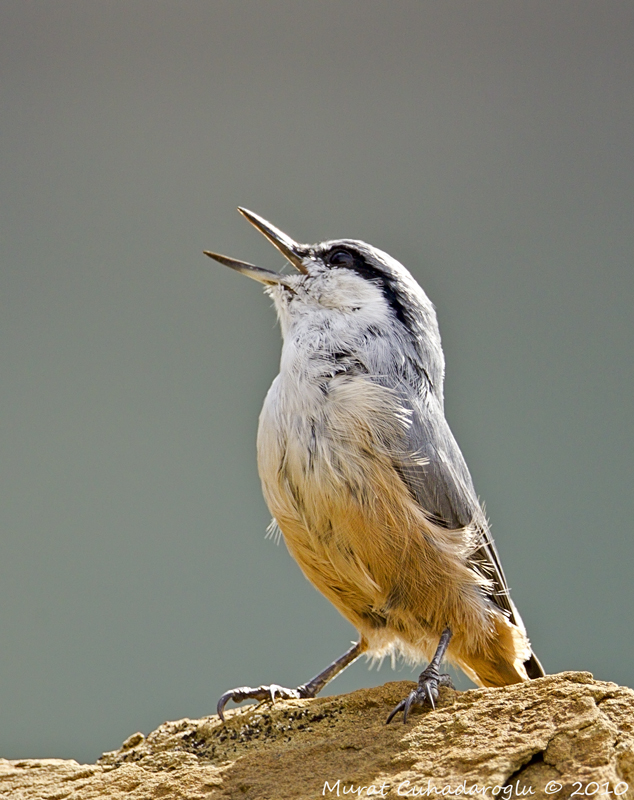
[457,614,545,687]
[524,650,546,680]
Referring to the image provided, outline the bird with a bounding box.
[204,208,544,724]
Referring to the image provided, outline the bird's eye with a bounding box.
[326,248,355,268]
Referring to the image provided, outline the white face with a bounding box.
[263,240,433,343]
[265,259,391,338]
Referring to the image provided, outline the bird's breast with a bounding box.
[256,365,409,630]
[257,363,405,524]
[255,358,420,583]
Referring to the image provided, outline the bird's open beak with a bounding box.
[202,251,293,286]
[204,207,308,284]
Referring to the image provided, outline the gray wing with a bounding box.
[393,388,517,621]
[393,388,545,678]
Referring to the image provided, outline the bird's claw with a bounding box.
[386,669,453,724]
[216,683,303,721]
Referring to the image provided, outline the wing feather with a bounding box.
[392,387,517,622]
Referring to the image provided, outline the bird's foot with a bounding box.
[386,667,454,724]
[216,683,311,721]
[216,642,365,722]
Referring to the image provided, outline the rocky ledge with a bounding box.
[1,672,633,799]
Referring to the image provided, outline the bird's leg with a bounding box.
[386,627,454,724]
[216,640,365,721]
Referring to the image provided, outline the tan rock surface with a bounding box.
[1,672,632,799]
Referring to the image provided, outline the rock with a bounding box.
[1,672,632,799]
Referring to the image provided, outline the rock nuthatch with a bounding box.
[204,208,544,723]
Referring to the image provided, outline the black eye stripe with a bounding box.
[325,247,382,280]
[323,246,413,331]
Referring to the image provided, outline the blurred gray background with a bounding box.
[1,0,632,764]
